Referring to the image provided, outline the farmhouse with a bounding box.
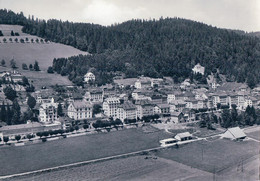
[222,127,246,140]
[67,100,93,120]
[175,132,192,141]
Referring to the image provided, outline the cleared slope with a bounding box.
[0,25,89,88]
[0,25,89,70]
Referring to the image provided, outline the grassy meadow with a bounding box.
[0,128,170,177]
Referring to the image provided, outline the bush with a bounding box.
[47,66,54,73]
[83,124,89,129]
[15,135,21,142]
[3,136,9,144]
[42,131,49,137]
[36,132,43,137]
[41,138,47,142]
[26,134,33,140]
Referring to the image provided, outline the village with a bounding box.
[0,62,259,146]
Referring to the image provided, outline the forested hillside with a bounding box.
[1,9,260,87]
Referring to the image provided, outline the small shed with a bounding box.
[175,132,192,141]
[222,127,246,140]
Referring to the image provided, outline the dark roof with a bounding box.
[119,102,136,110]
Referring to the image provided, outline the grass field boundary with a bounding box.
[215,153,259,174]
[0,146,165,180]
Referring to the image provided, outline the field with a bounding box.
[0,128,170,177]
[156,138,259,175]
[5,137,259,181]
[0,41,88,70]
[0,24,89,88]
[0,24,88,70]
[0,66,72,89]
[5,156,213,181]
[0,25,27,36]
[244,126,260,141]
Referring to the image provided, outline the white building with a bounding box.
[192,63,205,75]
[117,102,137,121]
[222,127,246,140]
[39,98,59,123]
[103,97,120,118]
[84,89,104,103]
[84,72,95,83]
[67,100,93,120]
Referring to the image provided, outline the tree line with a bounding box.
[1,9,259,87]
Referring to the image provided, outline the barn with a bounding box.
[222,127,246,140]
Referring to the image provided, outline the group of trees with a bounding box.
[92,119,123,130]
[1,86,37,125]
[0,99,23,125]
[10,30,19,36]
[219,105,259,128]
[198,105,259,129]
[22,61,40,71]
[1,9,259,87]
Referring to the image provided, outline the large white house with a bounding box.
[103,97,120,118]
[67,100,93,120]
[192,63,205,75]
[39,98,59,123]
[84,72,95,83]
[117,101,137,121]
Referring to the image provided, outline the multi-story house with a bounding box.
[117,102,137,121]
[134,77,151,89]
[169,100,186,112]
[192,63,205,75]
[167,91,182,103]
[67,100,93,120]
[135,100,154,119]
[103,97,120,118]
[154,103,170,115]
[39,98,58,123]
[84,72,95,83]
[84,89,104,103]
[185,99,198,109]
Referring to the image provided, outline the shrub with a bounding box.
[15,135,21,142]
[83,124,89,129]
[3,136,9,144]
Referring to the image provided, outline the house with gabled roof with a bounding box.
[222,127,246,140]
[67,100,93,120]
[103,97,120,118]
[117,101,137,121]
[192,63,205,75]
[171,112,185,123]
[135,99,154,119]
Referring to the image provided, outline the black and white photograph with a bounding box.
[0,0,259,180]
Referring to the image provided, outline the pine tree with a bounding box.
[0,102,6,122]
[6,104,12,125]
[12,99,21,124]
[57,103,63,116]
[33,61,40,71]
